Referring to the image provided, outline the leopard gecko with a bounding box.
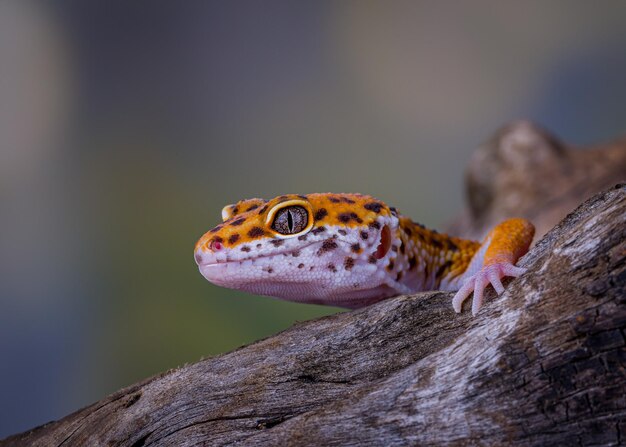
[194,193,534,315]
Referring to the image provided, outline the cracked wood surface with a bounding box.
[3,184,625,446]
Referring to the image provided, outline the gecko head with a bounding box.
[194,193,402,307]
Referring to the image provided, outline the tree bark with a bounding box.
[3,129,626,446]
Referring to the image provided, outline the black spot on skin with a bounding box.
[447,240,459,252]
[298,234,308,241]
[409,257,417,270]
[212,236,223,244]
[246,204,259,212]
[351,243,361,253]
[258,205,269,215]
[368,254,377,264]
[327,263,337,272]
[270,239,285,247]
[364,202,383,213]
[278,195,289,200]
[248,227,265,238]
[210,224,223,233]
[256,243,262,248]
[292,250,300,257]
[298,263,304,269]
[310,266,314,271]
[389,207,398,216]
[400,242,406,254]
[268,268,274,273]
[311,226,326,235]
[386,260,395,271]
[391,245,398,252]
[317,239,338,255]
[228,234,240,245]
[396,271,403,281]
[360,231,369,240]
[338,229,347,236]
[415,221,426,229]
[329,196,341,203]
[369,221,381,230]
[298,195,308,200]
[344,257,355,270]
[338,213,352,223]
[341,196,356,204]
[431,238,443,249]
[232,206,239,215]
[314,208,328,220]
[403,226,412,237]
[241,246,251,252]
[436,260,453,279]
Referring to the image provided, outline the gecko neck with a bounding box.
[393,217,481,293]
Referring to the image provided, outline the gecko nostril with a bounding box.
[209,240,223,252]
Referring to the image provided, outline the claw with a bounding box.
[452,262,526,315]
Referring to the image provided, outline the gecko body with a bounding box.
[194,193,534,314]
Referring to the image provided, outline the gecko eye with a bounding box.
[271,206,309,235]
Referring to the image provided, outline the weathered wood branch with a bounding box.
[3,123,625,446]
[3,184,625,445]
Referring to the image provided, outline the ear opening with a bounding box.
[374,225,391,259]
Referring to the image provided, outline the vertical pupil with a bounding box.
[287,209,294,232]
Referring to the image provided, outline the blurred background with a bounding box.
[1,0,626,437]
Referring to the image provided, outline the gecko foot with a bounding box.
[451,262,526,316]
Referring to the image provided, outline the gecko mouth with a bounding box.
[195,240,341,268]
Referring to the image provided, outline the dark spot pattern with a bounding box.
[400,242,406,254]
[232,206,239,215]
[298,263,304,269]
[431,238,443,249]
[364,202,383,213]
[266,267,274,274]
[248,227,266,238]
[338,229,347,236]
[350,243,361,253]
[340,196,355,204]
[360,231,369,240]
[292,250,300,257]
[241,246,251,252]
[389,207,398,216]
[228,234,240,245]
[409,257,417,270]
[212,236,224,244]
[436,260,453,279]
[404,227,412,236]
[297,234,308,241]
[327,263,337,272]
[317,239,338,255]
[210,225,223,233]
[369,221,381,230]
[344,257,354,270]
[256,243,262,248]
[396,271,403,281]
[328,196,341,203]
[246,204,259,212]
[258,205,269,215]
[270,239,285,247]
[298,194,308,200]
[340,212,363,224]
[314,208,328,220]
[311,226,326,235]
[368,254,377,264]
[391,245,398,252]
[386,260,395,271]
